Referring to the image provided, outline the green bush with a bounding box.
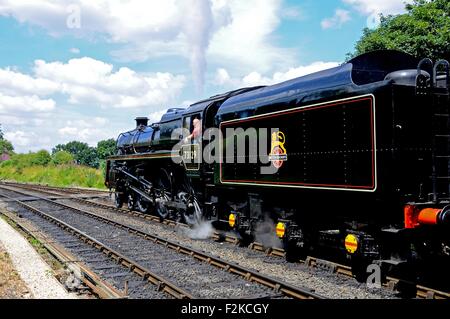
[32,150,52,166]
[52,151,74,165]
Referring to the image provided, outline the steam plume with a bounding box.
[183,0,214,94]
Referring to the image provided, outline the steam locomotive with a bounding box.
[106,51,449,283]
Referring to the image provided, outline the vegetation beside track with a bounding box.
[0,148,107,189]
[0,163,106,189]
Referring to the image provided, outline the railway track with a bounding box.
[0,184,323,300]
[0,192,186,299]
[0,211,125,299]
[0,182,109,195]
[2,181,449,299]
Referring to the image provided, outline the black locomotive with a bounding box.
[106,51,449,284]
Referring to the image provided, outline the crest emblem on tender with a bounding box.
[269,131,287,169]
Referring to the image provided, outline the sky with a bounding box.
[0,0,412,153]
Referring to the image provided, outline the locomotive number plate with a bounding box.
[181,144,201,171]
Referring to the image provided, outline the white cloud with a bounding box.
[0,93,55,112]
[4,130,34,147]
[215,61,340,87]
[69,48,80,54]
[58,127,103,141]
[208,0,294,74]
[321,9,351,29]
[0,0,231,92]
[0,67,59,96]
[0,57,186,152]
[0,57,185,122]
[58,127,78,136]
[148,110,168,125]
[58,117,115,145]
[1,110,126,153]
[343,0,412,16]
[215,68,232,86]
[0,57,186,109]
[272,61,341,82]
[0,0,293,90]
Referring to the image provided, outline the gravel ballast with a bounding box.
[56,198,397,299]
[0,185,397,299]
[0,213,77,299]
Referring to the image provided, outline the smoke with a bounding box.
[254,216,283,249]
[182,0,214,94]
[182,0,231,94]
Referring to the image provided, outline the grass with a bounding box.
[0,164,106,189]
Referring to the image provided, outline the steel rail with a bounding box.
[0,181,108,195]
[4,182,449,299]
[0,211,124,299]
[0,191,193,299]
[0,184,324,300]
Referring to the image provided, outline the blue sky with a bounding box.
[0,0,411,153]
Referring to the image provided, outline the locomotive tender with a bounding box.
[106,51,449,281]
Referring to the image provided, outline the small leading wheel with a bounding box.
[114,192,124,209]
[127,193,135,211]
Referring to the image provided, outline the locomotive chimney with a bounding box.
[135,117,149,128]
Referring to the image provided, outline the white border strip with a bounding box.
[218,94,378,193]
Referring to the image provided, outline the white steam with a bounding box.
[182,0,231,93]
[183,0,213,94]
[186,221,215,240]
[178,220,214,240]
[254,217,283,249]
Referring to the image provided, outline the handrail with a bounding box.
[433,60,450,89]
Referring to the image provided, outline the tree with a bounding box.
[53,141,99,168]
[96,139,116,160]
[32,150,52,166]
[53,141,88,156]
[52,151,74,165]
[0,124,14,155]
[349,0,450,62]
[0,139,14,154]
[80,146,99,169]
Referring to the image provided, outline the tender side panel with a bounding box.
[219,95,376,192]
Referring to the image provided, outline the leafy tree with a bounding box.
[80,147,99,169]
[349,0,450,61]
[0,124,14,155]
[0,139,14,154]
[51,151,74,165]
[52,141,99,168]
[32,150,52,166]
[53,141,88,155]
[97,139,116,160]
